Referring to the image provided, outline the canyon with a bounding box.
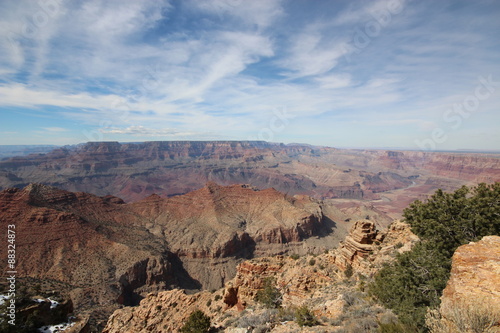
[1,141,498,331]
[0,182,364,329]
[102,219,422,332]
[1,141,499,219]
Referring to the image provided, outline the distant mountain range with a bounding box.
[0,141,499,218]
[0,145,59,159]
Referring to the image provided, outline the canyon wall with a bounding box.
[4,141,496,206]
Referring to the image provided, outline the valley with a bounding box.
[1,141,498,220]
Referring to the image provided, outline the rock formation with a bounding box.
[331,220,381,270]
[0,182,331,330]
[330,219,418,275]
[102,219,416,332]
[440,236,500,330]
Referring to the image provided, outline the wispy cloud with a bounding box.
[100,126,196,137]
[279,31,346,78]
[0,0,499,149]
[42,127,69,132]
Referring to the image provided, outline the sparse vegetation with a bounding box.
[309,258,316,266]
[295,305,318,327]
[425,300,500,333]
[344,264,353,279]
[237,308,278,330]
[180,310,211,333]
[290,254,300,260]
[255,277,282,309]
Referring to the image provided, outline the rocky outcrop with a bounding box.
[102,253,339,332]
[103,289,215,333]
[440,236,500,328]
[331,220,381,270]
[330,220,419,275]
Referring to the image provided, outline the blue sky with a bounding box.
[0,0,499,150]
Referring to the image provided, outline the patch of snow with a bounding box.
[38,320,75,333]
[34,297,59,309]
[47,297,59,309]
[0,294,10,306]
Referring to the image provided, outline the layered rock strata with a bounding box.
[103,219,418,332]
[0,182,328,328]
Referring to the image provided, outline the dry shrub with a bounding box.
[426,300,500,333]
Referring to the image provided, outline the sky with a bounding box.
[0,0,499,150]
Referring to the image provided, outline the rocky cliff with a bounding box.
[0,182,332,329]
[128,182,325,289]
[0,184,178,329]
[102,219,418,332]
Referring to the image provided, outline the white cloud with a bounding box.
[100,126,196,137]
[42,127,69,132]
[0,0,499,149]
[279,32,346,78]
[315,74,352,89]
[332,0,407,26]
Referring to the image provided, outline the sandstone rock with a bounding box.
[440,236,500,330]
[331,220,378,271]
[329,219,418,276]
[103,289,216,333]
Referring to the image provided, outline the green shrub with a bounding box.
[295,305,318,327]
[344,264,353,279]
[277,307,295,322]
[290,254,300,260]
[180,310,211,333]
[309,258,316,266]
[255,277,282,309]
[370,183,500,331]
